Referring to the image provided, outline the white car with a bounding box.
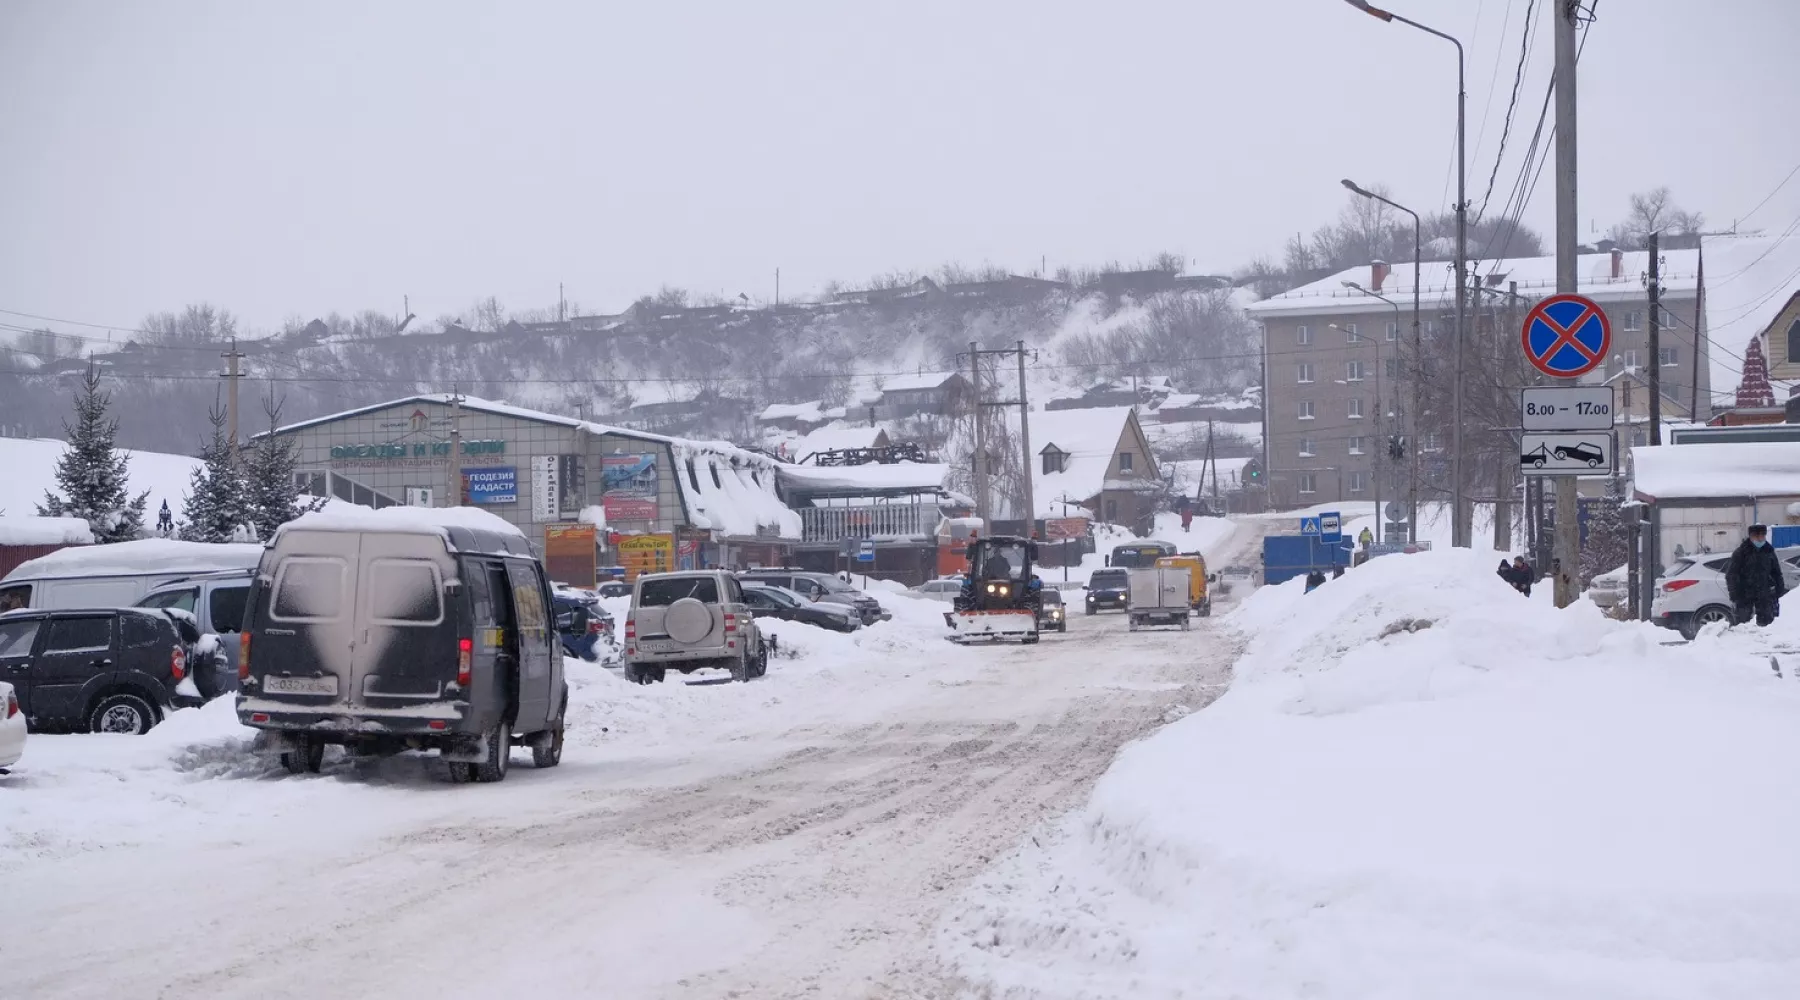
[911,578,963,602]
[0,681,25,773]
[1651,547,1800,639]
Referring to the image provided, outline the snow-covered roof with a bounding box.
[671,443,801,540]
[793,424,885,459]
[1631,442,1800,500]
[758,400,826,423]
[1245,249,1701,320]
[776,462,951,494]
[0,516,95,547]
[269,394,679,447]
[1031,407,1139,517]
[3,539,263,582]
[878,371,960,393]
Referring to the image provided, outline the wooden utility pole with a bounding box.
[969,342,986,523]
[221,339,246,466]
[1204,420,1219,506]
[448,388,464,508]
[1551,0,1582,607]
[1016,340,1035,534]
[1690,251,1704,421]
[1647,230,1663,444]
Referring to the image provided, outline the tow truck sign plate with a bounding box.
[1521,386,1614,432]
[1519,432,1615,477]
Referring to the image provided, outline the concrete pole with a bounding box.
[1017,340,1035,534]
[448,389,463,508]
[969,342,986,524]
[1647,230,1663,445]
[1552,0,1582,607]
[1451,34,1469,548]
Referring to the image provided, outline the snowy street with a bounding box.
[3,525,1261,1000]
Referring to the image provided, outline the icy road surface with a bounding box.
[2,524,1259,999]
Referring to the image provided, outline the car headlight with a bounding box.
[1051,609,1062,618]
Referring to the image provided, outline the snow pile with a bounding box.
[1632,441,1800,500]
[940,549,1800,998]
[3,538,263,581]
[670,442,801,540]
[775,461,949,494]
[0,516,95,547]
[282,504,524,538]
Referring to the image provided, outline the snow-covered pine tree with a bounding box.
[179,396,255,543]
[37,365,149,543]
[243,392,319,540]
[1579,474,1631,586]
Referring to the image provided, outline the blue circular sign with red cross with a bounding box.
[1520,293,1611,378]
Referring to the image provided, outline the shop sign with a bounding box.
[464,467,517,504]
[617,533,674,580]
[544,524,597,588]
[603,453,660,520]
[329,439,505,461]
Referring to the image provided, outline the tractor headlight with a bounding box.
[998,584,1009,595]
[1051,609,1062,619]
[985,583,996,593]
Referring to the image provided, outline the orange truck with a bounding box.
[1154,553,1212,616]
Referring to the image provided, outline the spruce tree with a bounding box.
[179,397,255,543]
[243,392,319,540]
[38,365,150,543]
[1579,474,1632,586]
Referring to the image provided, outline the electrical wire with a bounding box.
[1474,0,1537,226]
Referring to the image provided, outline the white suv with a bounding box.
[623,571,767,684]
[1651,547,1800,639]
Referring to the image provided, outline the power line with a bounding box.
[1736,159,1800,227]
[1474,0,1538,226]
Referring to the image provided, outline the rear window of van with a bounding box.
[272,558,346,621]
[638,577,719,607]
[368,560,443,623]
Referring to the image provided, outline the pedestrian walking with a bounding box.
[1726,524,1785,628]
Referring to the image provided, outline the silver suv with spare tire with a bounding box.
[623,571,767,684]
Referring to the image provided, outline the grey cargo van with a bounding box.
[238,517,567,783]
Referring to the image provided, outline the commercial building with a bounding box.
[266,395,799,581]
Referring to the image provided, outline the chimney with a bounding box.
[1370,260,1390,292]
[1610,247,1624,279]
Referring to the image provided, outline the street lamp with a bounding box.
[1332,299,1393,545]
[1340,0,1468,548]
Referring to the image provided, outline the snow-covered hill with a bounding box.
[0,436,199,521]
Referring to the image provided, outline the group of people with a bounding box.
[1496,555,1535,597]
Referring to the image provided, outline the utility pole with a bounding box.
[1551,0,1581,607]
[559,282,566,324]
[1016,340,1035,535]
[1690,251,1704,421]
[1451,43,1469,550]
[221,338,245,466]
[969,341,986,523]
[448,388,465,508]
[1647,230,1663,445]
[1204,420,1219,507]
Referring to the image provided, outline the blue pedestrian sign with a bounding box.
[856,539,876,563]
[1299,516,1321,536]
[1521,293,1612,379]
[1318,511,1342,544]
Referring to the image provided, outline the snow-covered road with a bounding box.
[3,522,1262,999]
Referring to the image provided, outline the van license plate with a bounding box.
[264,675,337,696]
[635,639,672,653]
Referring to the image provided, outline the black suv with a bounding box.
[0,607,220,735]
[737,570,888,625]
[1085,569,1130,614]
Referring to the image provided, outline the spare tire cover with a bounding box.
[665,597,714,644]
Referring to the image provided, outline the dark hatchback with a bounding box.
[1085,569,1130,614]
[741,584,861,633]
[0,607,219,735]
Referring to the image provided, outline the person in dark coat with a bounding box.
[1304,569,1327,592]
[1510,555,1534,597]
[1726,524,1785,627]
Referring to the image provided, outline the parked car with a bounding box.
[1037,587,1067,632]
[737,569,889,625]
[552,589,613,661]
[742,583,861,633]
[0,681,26,772]
[1587,564,1628,610]
[597,581,632,598]
[1085,568,1130,614]
[0,606,219,734]
[911,578,963,603]
[135,570,251,697]
[623,571,767,684]
[237,514,567,783]
[0,540,262,612]
[1650,547,1800,639]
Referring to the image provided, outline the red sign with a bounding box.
[1044,516,1089,541]
[1521,293,1612,378]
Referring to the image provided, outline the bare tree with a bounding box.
[1606,187,1705,248]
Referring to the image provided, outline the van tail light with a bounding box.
[724,613,739,633]
[1662,579,1700,593]
[457,638,473,687]
[624,617,636,640]
[238,633,252,681]
[170,646,187,682]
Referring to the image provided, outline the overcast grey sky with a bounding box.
[3,0,1796,334]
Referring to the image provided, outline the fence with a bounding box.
[799,503,936,543]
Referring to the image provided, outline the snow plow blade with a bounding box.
[944,609,1039,643]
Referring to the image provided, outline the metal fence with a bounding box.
[800,503,936,543]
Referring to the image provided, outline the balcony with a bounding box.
[800,503,938,544]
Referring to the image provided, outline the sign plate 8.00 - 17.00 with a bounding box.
[1521,386,1614,432]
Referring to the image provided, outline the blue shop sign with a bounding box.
[465,466,518,504]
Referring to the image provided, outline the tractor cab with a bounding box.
[956,536,1041,613]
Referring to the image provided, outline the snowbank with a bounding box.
[1632,441,1800,500]
[3,538,263,580]
[0,516,95,547]
[941,548,1800,998]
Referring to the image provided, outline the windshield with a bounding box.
[750,586,802,608]
[1092,570,1128,588]
[977,542,1029,580]
[818,577,857,594]
[1040,589,1063,605]
[638,576,719,607]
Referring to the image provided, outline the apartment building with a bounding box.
[1245,247,1707,509]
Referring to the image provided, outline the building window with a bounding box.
[1659,346,1679,366]
[1117,451,1134,472]
[1632,430,1648,447]
[1298,363,1315,383]
[1660,306,1682,327]
[1620,349,1641,369]
[1385,357,1400,380]
[686,458,701,492]
[1345,360,1366,382]
[1348,398,1364,419]
[1105,498,1119,521]
[1623,310,1643,331]
[1299,437,1316,458]
[1386,321,1400,342]
[1298,473,1317,495]
[1299,400,1315,420]
[1349,471,1367,493]
[1348,436,1366,455]
[1423,433,1443,452]
[1344,323,1360,343]
[1297,325,1312,346]
[1041,447,1066,475]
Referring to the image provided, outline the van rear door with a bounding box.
[349,533,457,709]
[258,532,360,705]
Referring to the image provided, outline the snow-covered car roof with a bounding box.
[274,506,532,558]
[3,539,264,582]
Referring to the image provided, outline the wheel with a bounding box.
[472,724,510,783]
[752,642,769,679]
[281,736,325,774]
[1129,619,1140,632]
[532,722,564,768]
[1530,458,1545,469]
[1587,458,1601,468]
[1686,604,1734,639]
[1553,448,1568,460]
[1021,633,1040,644]
[1058,623,1067,633]
[730,650,751,683]
[1086,607,1096,616]
[624,661,653,685]
[88,692,158,735]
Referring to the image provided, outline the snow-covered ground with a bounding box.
[938,547,1800,998]
[0,436,199,519]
